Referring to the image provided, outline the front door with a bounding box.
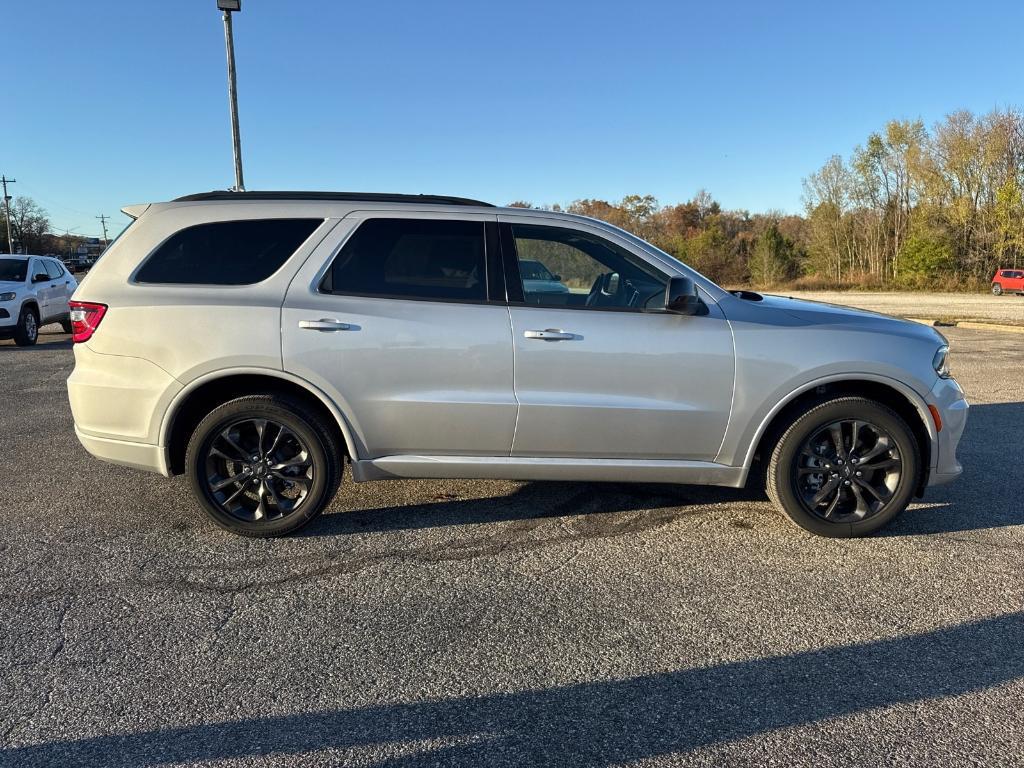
[282,212,517,459]
[501,216,735,462]
[28,259,55,320]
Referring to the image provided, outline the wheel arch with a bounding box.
[743,375,936,494]
[160,368,359,476]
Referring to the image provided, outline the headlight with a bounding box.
[933,345,951,378]
[0,291,16,302]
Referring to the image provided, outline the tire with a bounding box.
[992,283,1003,295]
[766,397,921,538]
[13,305,39,347]
[185,394,343,537]
[60,316,73,334]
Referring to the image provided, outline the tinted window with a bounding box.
[511,224,666,310]
[136,219,321,285]
[321,218,486,302]
[0,258,27,282]
[44,260,64,279]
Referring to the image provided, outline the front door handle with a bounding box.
[524,329,576,341]
[298,318,353,332]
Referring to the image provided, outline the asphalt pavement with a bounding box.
[1,326,1022,767]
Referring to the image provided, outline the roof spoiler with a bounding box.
[121,203,151,220]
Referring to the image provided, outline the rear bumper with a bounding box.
[67,343,180,475]
[74,425,170,476]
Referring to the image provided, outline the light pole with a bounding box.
[218,0,245,191]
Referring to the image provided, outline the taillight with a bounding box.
[68,301,107,343]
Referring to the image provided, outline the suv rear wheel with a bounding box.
[766,397,920,537]
[13,305,39,346]
[185,394,342,537]
[992,282,1003,295]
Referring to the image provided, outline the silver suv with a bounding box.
[67,191,968,538]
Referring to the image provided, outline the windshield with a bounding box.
[0,258,27,282]
[519,260,555,280]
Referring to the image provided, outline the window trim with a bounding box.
[316,216,501,307]
[499,222,673,314]
[130,217,326,287]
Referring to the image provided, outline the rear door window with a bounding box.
[44,260,64,280]
[320,218,487,302]
[135,219,322,285]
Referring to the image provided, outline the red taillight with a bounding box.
[68,301,107,343]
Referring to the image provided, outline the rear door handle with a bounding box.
[298,318,353,331]
[524,329,576,341]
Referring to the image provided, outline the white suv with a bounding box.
[1,255,77,345]
[67,191,967,538]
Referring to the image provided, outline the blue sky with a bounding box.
[5,0,1022,237]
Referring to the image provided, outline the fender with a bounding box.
[158,366,362,461]
[734,372,939,486]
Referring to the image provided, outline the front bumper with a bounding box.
[926,376,969,486]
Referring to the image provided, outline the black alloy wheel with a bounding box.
[203,417,315,522]
[185,394,342,537]
[766,397,920,537]
[794,419,902,523]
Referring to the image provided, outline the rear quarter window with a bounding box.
[135,218,322,285]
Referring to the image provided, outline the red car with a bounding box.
[992,268,1024,295]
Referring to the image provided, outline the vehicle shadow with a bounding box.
[0,334,72,352]
[308,479,768,538]
[5,611,1023,767]
[307,402,1020,539]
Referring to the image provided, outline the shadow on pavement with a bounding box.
[5,611,1023,766]
[309,402,1021,539]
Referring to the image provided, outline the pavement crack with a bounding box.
[1,505,694,601]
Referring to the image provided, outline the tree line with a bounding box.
[512,108,1023,290]
[6,107,1020,290]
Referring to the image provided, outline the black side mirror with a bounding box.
[32,273,49,283]
[664,276,699,315]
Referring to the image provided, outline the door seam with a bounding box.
[507,305,521,457]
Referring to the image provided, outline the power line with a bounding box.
[1,174,15,254]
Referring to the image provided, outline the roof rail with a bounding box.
[172,191,493,207]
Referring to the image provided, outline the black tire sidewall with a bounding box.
[992,283,1002,295]
[14,306,39,346]
[770,400,920,537]
[185,398,332,537]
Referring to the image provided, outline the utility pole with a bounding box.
[218,1,245,191]
[1,175,15,254]
[96,214,110,247]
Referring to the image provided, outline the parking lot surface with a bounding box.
[786,290,1024,325]
[1,325,1023,766]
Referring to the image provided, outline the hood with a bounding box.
[753,293,946,344]
[0,279,24,287]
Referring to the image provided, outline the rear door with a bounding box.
[43,259,72,317]
[282,211,517,459]
[500,215,735,461]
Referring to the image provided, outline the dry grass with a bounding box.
[740,272,990,293]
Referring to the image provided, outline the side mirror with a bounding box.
[665,276,700,315]
[551,274,561,282]
[32,273,49,283]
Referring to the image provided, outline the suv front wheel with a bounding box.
[185,394,342,537]
[13,305,39,346]
[766,397,920,537]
